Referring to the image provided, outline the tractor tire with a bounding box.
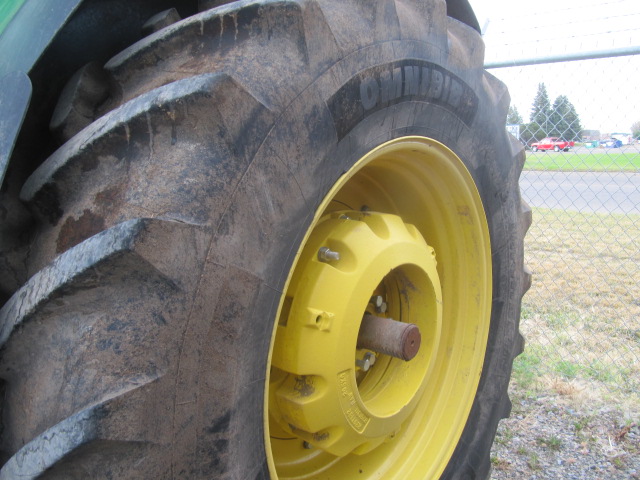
[0,1,530,479]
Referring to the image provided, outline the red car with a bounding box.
[531,137,575,152]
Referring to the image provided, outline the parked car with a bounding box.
[601,138,623,148]
[531,137,575,152]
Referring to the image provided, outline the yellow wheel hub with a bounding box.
[266,137,492,479]
[270,210,442,456]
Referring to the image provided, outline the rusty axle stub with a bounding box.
[356,314,421,361]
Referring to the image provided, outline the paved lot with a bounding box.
[519,170,640,214]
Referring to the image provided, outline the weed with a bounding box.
[536,435,563,451]
[573,416,591,432]
[527,452,541,470]
[610,455,626,469]
[490,456,510,470]
[548,436,563,451]
[494,427,514,446]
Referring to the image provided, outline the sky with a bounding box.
[468,0,640,134]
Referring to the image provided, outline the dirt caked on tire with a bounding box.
[0,1,530,478]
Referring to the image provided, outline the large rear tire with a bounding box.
[0,1,529,478]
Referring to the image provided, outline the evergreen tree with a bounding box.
[550,95,582,140]
[631,120,640,140]
[521,122,545,145]
[507,105,523,125]
[530,83,551,135]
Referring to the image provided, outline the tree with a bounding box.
[530,83,551,135]
[632,120,640,140]
[520,121,546,145]
[507,105,523,124]
[550,95,582,141]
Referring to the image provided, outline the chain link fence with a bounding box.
[486,53,640,401]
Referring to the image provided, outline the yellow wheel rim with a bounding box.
[265,137,492,479]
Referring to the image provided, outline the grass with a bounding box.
[526,452,541,470]
[494,426,515,446]
[490,455,510,470]
[573,416,592,433]
[524,149,640,171]
[611,456,626,469]
[536,435,563,451]
[512,207,640,410]
[511,343,543,385]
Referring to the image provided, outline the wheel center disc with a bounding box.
[269,211,442,457]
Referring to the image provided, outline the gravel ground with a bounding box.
[490,388,639,479]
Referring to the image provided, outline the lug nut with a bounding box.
[370,295,383,308]
[318,247,340,262]
[356,352,377,372]
[376,301,388,314]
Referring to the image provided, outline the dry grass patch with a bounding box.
[516,208,640,411]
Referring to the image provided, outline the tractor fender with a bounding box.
[0,0,84,184]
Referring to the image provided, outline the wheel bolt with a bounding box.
[318,247,340,262]
[376,301,387,314]
[370,295,383,308]
[356,352,377,372]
